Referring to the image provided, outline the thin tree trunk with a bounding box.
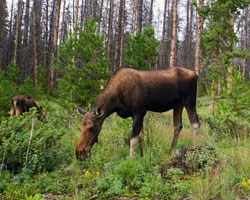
[60,0,66,43]
[149,0,154,24]
[169,0,177,68]
[74,0,79,31]
[194,0,203,75]
[210,79,215,115]
[14,0,24,66]
[114,0,124,69]
[23,0,30,77]
[49,0,61,96]
[107,0,114,61]
[97,0,104,33]
[137,0,143,32]
[33,0,38,86]
[242,7,248,80]
[44,0,49,68]
[132,0,137,33]
[119,0,125,67]
[160,0,168,69]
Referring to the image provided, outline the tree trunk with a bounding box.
[49,0,61,96]
[131,0,137,33]
[74,0,79,31]
[114,0,125,69]
[169,0,177,68]
[14,0,24,66]
[159,0,168,69]
[242,7,248,80]
[97,0,104,33]
[194,0,203,75]
[149,0,154,25]
[210,79,215,115]
[137,0,143,32]
[119,0,125,67]
[107,0,114,62]
[33,0,38,86]
[22,0,30,81]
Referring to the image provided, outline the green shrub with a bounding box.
[0,109,70,174]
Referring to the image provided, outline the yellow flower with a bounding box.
[96,172,100,177]
[247,179,250,185]
[84,170,91,177]
[242,178,248,188]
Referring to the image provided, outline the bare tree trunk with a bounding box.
[60,0,67,43]
[169,0,177,68]
[194,0,203,75]
[44,0,49,68]
[103,0,109,42]
[107,0,114,61]
[132,0,137,33]
[23,0,30,79]
[210,79,215,115]
[183,0,193,69]
[74,0,79,31]
[114,0,125,69]
[119,0,125,67]
[14,0,24,66]
[49,0,61,96]
[33,0,38,86]
[227,13,235,95]
[242,7,248,80]
[97,0,104,33]
[160,0,168,69]
[137,0,143,32]
[149,0,154,24]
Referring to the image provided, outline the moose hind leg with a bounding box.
[138,130,144,157]
[169,105,184,154]
[186,105,200,146]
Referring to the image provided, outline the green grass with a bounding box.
[0,96,250,199]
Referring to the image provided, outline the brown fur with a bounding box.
[76,67,200,161]
[9,96,45,121]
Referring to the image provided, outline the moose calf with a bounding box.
[9,96,45,121]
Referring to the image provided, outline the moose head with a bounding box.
[76,106,105,161]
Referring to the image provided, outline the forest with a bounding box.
[0,0,250,199]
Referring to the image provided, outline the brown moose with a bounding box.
[9,96,45,121]
[76,67,200,161]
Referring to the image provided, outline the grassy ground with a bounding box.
[0,96,250,199]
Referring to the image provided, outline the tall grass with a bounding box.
[0,97,250,199]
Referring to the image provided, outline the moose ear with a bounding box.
[77,106,87,116]
[95,105,104,118]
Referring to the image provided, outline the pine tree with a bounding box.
[124,26,160,69]
[200,0,250,114]
[55,18,110,106]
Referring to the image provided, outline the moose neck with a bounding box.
[92,91,116,124]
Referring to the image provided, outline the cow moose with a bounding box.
[76,67,200,161]
[9,96,46,121]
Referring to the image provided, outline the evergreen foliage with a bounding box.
[200,0,249,84]
[55,18,110,107]
[124,26,160,69]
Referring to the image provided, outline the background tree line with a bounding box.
[0,0,250,113]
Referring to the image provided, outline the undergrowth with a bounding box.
[0,97,250,199]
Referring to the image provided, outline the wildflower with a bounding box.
[247,179,250,185]
[84,170,91,177]
[242,178,248,188]
[96,172,100,177]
